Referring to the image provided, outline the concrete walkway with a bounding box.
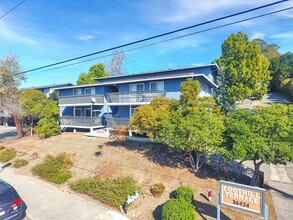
[0,165,129,220]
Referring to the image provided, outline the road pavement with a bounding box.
[0,164,129,220]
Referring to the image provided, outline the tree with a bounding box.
[216,32,271,111]
[270,52,293,91]
[19,89,46,135]
[223,104,293,186]
[157,79,224,172]
[253,38,280,60]
[36,98,60,139]
[130,97,178,140]
[0,54,25,137]
[108,50,126,76]
[76,63,109,85]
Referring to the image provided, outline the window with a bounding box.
[75,108,82,117]
[73,89,80,95]
[85,108,91,117]
[150,81,164,91]
[85,88,91,95]
[204,85,208,93]
[130,106,137,117]
[130,83,144,92]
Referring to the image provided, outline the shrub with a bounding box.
[174,186,194,204]
[150,183,165,197]
[31,153,73,184]
[115,125,128,142]
[13,159,29,168]
[37,117,60,139]
[0,148,16,162]
[70,177,138,209]
[162,198,196,220]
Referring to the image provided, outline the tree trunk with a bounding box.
[189,150,203,172]
[12,114,23,138]
[250,160,263,186]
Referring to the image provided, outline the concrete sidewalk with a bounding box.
[0,165,129,220]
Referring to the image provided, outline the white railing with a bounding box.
[107,91,166,103]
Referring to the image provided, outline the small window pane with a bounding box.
[151,83,157,91]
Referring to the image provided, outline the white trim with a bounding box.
[107,102,150,106]
[59,103,104,107]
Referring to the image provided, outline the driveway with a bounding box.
[0,164,129,220]
[0,126,17,141]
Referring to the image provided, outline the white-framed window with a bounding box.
[73,89,80,95]
[84,88,92,95]
[150,81,164,91]
[204,85,208,93]
[75,108,82,117]
[130,106,137,117]
[130,83,144,92]
[85,108,91,117]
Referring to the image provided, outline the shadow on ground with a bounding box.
[193,200,231,220]
[105,140,189,169]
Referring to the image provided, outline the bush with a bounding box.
[174,186,194,204]
[37,117,60,139]
[162,198,196,220]
[150,183,165,197]
[280,78,293,97]
[13,159,29,168]
[31,153,73,184]
[70,177,138,209]
[115,125,128,142]
[0,148,16,162]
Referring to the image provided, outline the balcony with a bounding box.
[106,91,166,103]
[58,94,104,105]
[59,116,102,127]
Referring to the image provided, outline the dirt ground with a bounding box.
[1,133,277,220]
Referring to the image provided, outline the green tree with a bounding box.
[36,99,60,139]
[130,97,178,140]
[0,54,25,137]
[19,89,46,135]
[253,38,280,60]
[76,63,109,85]
[216,32,271,112]
[270,52,293,91]
[223,104,293,186]
[157,79,224,171]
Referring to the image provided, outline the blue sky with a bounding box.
[0,0,293,88]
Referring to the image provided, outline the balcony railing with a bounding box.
[58,94,104,105]
[107,91,166,103]
[106,117,130,127]
[59,116,102,127]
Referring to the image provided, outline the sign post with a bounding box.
[218,180,268,219]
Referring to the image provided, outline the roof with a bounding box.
[55,64,218,90]
[93,63,219,80]
[22,83,73,90]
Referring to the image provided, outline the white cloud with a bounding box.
[251,32,265,40]
[269,32,293,39]
[76,34,95,41]
[93,31,106,36]
[0,21,40,47]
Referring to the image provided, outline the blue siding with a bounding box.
[95,86,104,95]
[59,89,73,96]
[118,106,129,118]
[62,107,73,116]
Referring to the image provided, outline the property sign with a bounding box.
[220,180,266,215]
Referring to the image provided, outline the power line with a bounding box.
[19,0,289,75]
[3,0,117,52]
[0,0,26,20]
[27,6,293,76]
